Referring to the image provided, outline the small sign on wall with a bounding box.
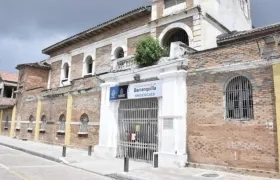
[109,85,128,100]
[109,80,162,100]
[127,80,162,99]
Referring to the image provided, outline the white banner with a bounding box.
[127,80,162,99]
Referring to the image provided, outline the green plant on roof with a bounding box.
[135,36,168,67]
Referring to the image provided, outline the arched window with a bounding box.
[164,0,185,8]
[79,114,89,133]
[63,63,69,80]
[4,116,9,129]
[40,115,47,130]
[85,56,94,74]
[28,115,34,130]
[162,28,189,48]
[114,47,124,59]
[225,76,253,120]
[58,114,66,131]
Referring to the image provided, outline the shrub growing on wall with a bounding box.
[135,36,168,67]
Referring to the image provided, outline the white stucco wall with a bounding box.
[201,18,223,49]
[200,0,252,31]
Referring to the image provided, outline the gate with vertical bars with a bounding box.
[117,98,158,163]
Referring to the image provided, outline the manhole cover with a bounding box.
[201,173,219,178]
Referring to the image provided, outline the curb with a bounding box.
[0,142,62,163]
[0,142,146,180]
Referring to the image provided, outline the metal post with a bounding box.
[124,157,129,172]
[62,146,66,157]
[88,145,92,156]
[153,153,158,168]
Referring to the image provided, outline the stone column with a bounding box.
[156,69,188,168]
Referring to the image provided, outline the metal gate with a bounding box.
[117,98,158,162]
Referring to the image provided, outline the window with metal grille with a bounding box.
[225,76,253,120]
[40,115,47,130]
[114,47,124,59]
[164,0,185,8]
[58,114,66,131]
[28,115,34,129]
[4,116,9,129]
[163,28,189,48]
[85,56,93,74]
[79,114,89,133]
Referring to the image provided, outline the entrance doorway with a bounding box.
[117,98,158,162]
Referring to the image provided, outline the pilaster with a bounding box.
[9,106,17,137]
[34,99,42,141]
[65,94,73,145]
[273,64,280,172]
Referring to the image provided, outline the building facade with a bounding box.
[4,0,280,176]
[0,71,18,137]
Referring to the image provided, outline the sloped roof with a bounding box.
[42,6,151,55]
[16,62,51,70]
[0,71,18,83]
[217,23,280,44]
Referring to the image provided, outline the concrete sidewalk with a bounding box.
[0,136,277,180]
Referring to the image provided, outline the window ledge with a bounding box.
[226,118,253,121]
[78,132,88,135]
[163,3,187,17]
[39,129,46,133]
[4,127,8,130]
[16,128,20,131]
[27,128,33,132]
[83,74,93,78]
[57,130,65,135]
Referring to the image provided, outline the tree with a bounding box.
[135,36,168,67]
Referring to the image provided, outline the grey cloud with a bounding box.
[0,0,279,72]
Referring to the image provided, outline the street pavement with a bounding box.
[0,145,110,180]
[0,136,278,180]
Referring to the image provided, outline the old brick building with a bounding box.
[4,0,280,176]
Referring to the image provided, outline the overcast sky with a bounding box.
[0,0,279,72]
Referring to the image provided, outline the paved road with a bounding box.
[0,145,111,180]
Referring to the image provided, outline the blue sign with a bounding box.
[109,85,128,100]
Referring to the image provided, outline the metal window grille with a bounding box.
[40,115,47,130]
[117,98,158,163]
[164,0,185,8]
[28,116,34,129]
[164,29,189,48]
[80,114,89,133]
[59,115,66,131]
[225,76,253,120]
[4,116,9,128]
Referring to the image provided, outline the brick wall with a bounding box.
[127,33,150,55]
[95,44,112,74]
[71,53,84,80]
[187,37,279,172]
[50,60,62,88]
[24,67,49,91]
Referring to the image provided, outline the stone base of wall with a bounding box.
[188,162,280,179]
